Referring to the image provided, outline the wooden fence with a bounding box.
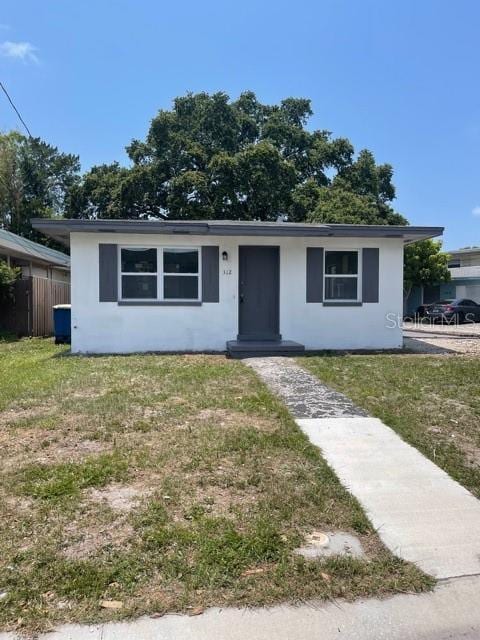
[0,276,70,337]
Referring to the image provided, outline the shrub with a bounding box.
[0,260,21,302]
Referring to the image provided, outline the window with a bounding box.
[121,248,157,299]
[324,250,359,301]
[163,249,199,300]
[120,247,200,301]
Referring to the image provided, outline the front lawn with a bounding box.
[0,339,431,634]
[300,353,480,497]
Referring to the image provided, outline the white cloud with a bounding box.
[0,41,39,63]
[472,206,480,217]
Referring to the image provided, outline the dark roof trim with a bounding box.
[31,218,443,247]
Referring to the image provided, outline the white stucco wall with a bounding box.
[70,232,404,353]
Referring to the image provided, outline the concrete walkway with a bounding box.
[2,575,479,640]
[246,357,480,579]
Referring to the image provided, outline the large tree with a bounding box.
[0,131,80,243]
[68,91,403,223]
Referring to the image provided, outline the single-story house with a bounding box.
[405,247,480,314]
[32,218,442,355]
[0,229,71,336]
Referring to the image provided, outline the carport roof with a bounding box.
[31,218,443,247]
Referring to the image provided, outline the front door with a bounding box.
[238,246,280,340]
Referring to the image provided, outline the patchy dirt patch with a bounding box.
[69,388,107,400]
[34,439,109,465]
[2,494,34,512]
[88,482,154,512]
[0,404,53,427]
[62,518,134,560]
[1,427,110,471]
[170,481,260,522]
[196,408,279,433]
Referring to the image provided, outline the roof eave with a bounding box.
[0,239,70,267]
[31,219,443,247]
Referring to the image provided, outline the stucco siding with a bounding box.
[70,232,404,353]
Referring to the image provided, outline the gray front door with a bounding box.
[238,246,280,340]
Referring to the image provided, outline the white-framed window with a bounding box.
[119,246,201,301]
[324,250,361,301]
[162,247,200,300]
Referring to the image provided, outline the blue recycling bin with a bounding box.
[53,304,71,344]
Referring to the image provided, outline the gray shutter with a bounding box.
[306,247,324,302]
[99,244,118,302]
[362,248,379,303]
[202,246,219,302]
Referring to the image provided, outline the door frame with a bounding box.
[237,245,280,341]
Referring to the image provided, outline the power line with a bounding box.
[0,80,32,137]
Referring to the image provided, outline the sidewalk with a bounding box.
[1,575,478,640]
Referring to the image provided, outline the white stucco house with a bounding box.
[32,219,442,355]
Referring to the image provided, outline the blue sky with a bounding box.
[1,0,479,250]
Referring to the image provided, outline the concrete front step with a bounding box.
[226,340,305,358]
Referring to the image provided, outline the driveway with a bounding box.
[403,320,480,354]
[403,320,480,337]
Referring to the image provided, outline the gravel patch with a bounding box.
[404,337,480,355]
[403,321,480,337]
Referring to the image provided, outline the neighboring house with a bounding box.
[33,218,442,354]
[0,229,70,283]
[405,247,480,314]
[445,247,480,301]
[0,229,71,336]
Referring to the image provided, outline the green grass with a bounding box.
[17,452,129,500]
[300,353,480,497]
[0,339,432,634]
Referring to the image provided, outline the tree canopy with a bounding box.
[67,91,406,224]
[0,92,449,296]
[0,131,80,244]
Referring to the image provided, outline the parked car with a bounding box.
[422,298,480,323]
[413,303,433,318]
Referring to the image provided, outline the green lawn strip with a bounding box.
[299,354,480,497]
[0,340,433,633]
[0,339,83,411]
[15,452,130,500]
